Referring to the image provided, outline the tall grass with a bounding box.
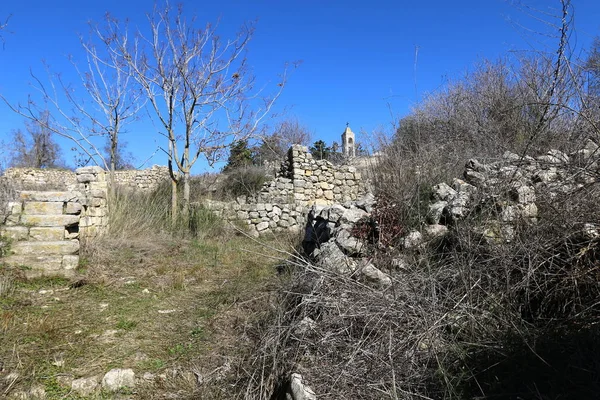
[107,182,224,240]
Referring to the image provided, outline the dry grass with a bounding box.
[0,180,302,399]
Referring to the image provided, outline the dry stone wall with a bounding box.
[206,145,366,236]
[1,190,81,277]
[3,165,169,192]
[0,167,110,277]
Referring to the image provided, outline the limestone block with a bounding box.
[21,214,79,227]
[65,229,79,240]
[319,182,330,190]
[101,368,135,392]
[23,201,63,215]
[29,227,64,241]
[62,255,80,270]
[334,172,345,180]
[257,203,266,211]
[66,202,82,214]
[1,226,29,241]
[249,211,259,219]
[86,207,108,217]
[19,191,76,202]
[256,221,269,231]
[76,166,105,175]
[7,201,22,214]
[76,173,97,183]
[324,190,334,200]
[2,254,63,271]
[11,240,79,255]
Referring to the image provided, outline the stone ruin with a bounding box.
[0,144,368,276]
[204,144,367,236]
[0,166,109,278]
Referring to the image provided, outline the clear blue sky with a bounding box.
[0,0,599,172]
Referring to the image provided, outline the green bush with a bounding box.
[217,166,268,200]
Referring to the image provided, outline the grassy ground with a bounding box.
[0,229,297,399]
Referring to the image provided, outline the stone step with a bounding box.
[19,191,78,202]
[10,240,79,256]
[20,214,79,227]
[1,254,78,277]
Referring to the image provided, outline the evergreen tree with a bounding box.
[223,140,253,172]
[309,140,331,160]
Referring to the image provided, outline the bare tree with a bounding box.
[112,3,288,221]
[253,117,312,164]
[7,111,63,168]
[0,14,10,44]
[2,15,144,195]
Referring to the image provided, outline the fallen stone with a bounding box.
[72,376,100,396]
[101,368,135,392]
[288,373,317,400]
[360,262,392,288]
[403,231,423,249]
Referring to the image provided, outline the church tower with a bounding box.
[341,123,355,158]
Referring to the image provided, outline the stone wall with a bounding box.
[0,190,81,278]
[2,165,169,192]
[112,165,170,191]
[205,145,366,236]
[0,167,110,277]
[257,145,365,207]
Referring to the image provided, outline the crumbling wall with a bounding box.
[0,190,81,278]
[0,167,110,277]
[205,145,366,236]
[2,165,169,192]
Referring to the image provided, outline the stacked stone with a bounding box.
[424,141,600,243]
[0,190,81,277]
[114,165,170,191]
[203,199,305,237]
[76,167,109,239]
[288,144,364,206]
[2,168,77,190]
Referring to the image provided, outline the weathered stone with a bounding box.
[315,242,355,274]
[403,231,423,249]
[360,262,392,288]
[62,255,80,270]
[19,191,76,202]
[1,226,29,240]
[1,255,63,271]
[256,221,269,232]
[72,376,100,396]
[511,185,536,204]
[424,224,449,239]
[428,201,447,224]
[288,373,317,400]
[11,240,79,255]
[101,368,135,392]
[23,201,63,215]
[65,202,82,214]
[340,207,367,224]
[21,214,79,227]
[432,183,456,201]
[29,227,64,241]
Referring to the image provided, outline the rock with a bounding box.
[315,242,355,274]
[432,183,456,202]
[340,207,367,225]
[101,368,135,392]
[355,192,375,213]
[428,201,447,224]
[403,231,423,249]
[424,224,448,239]
[360,262,392,288]
[464,169,486,187]
[510,185,536,204]
[294,317,317,336]
[288,373,317,400]
[72,376,100,396]
[335,234,364,256]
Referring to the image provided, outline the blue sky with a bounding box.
[0,0,599,172]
